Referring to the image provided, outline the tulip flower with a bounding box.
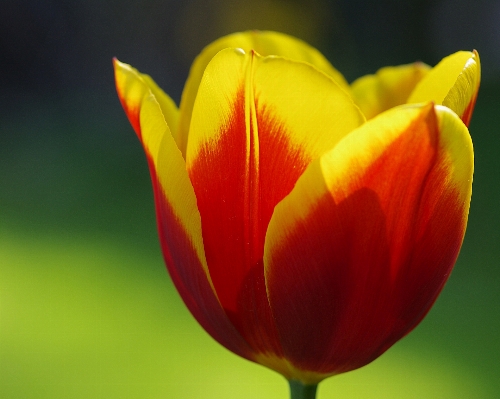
[114,31,479,398]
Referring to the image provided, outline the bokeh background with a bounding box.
[1,0,499,398]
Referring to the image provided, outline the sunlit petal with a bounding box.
[408,50,480,125]
[185,48,363,360]
[113,59,180,146]
[177,30,350,157]
[114,59,253,360]
[264,103,473,381]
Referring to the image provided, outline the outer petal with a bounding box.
[113,59,180,146]
[113,59,254,360]
[407,50,481,126]
[351,62,430,119]
[264,103,473,383]
[185,48,364,374]
[176,30,350,157]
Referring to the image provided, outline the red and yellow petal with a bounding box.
[264,103,473,383]
[176,30,350,157]
[185,48,363,362]
[351,62,430,119]
[113,59,180,146]
[408,50,481,126]
[114,59,254,360]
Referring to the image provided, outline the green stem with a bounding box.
[289,380,318,399]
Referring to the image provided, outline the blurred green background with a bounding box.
[1,0,499,398]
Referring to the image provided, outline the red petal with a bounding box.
[185,49,362,359]
[150,161,255,360]
[264,104,473,378]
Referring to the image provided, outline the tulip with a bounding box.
[114,31,479,398]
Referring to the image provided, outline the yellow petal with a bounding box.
[113,59,180,149]
[177,30,350,157]
[407,50,481,125]
[140,97,212,293]
[351,62,430,119]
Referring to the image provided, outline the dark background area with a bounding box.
[1,0,499,398]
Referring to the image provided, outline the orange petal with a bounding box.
[264,103,473,382]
